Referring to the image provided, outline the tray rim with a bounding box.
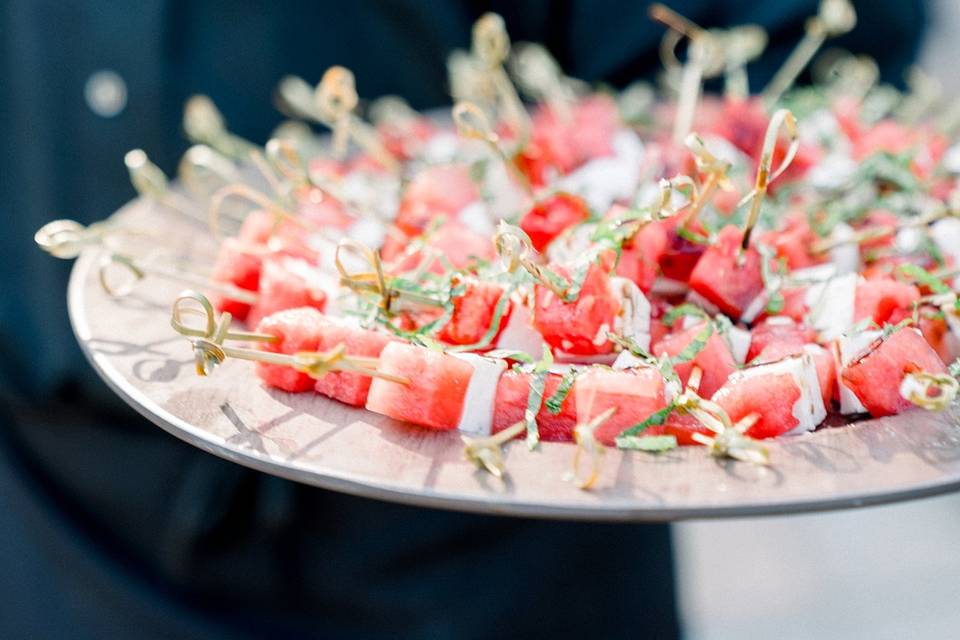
[65,199,960,522]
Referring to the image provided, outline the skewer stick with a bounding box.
[720,26,768,100]
[493,222,569,298]
[675,390,769,465]
[649,4,722,144]
[900,371,959,411]
[509,42,574,123]
[315,67,400,173]
[183,95,258,160]
[462,420,527,478]
[335,239,445,315]
[763,0,857,106]
[171,290,408,384]
[680,134,732,228]
[471,13,531,141]
[739,109,799,255]
[99,252,259,302]
[569,407,617,490]
[452,100,533,195]
[35,219,113,260]
[811,206,956,254]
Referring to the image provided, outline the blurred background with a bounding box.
[1,1,958,638]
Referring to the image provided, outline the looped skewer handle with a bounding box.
[493,222,570,298]
[35,219,111,259]
[99,252,259,303]
[335,238,444,315]
[569,407,617,490]
[170,290,408,384]
[739,108,799,252]
[453,100,533,195]
[315,67,400,173]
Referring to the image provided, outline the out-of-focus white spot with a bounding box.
[85,69,127,118]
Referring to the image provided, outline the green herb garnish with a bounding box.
[615,435,678,452]
[545,366,579,415]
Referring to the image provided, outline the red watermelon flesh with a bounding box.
[396,164,478,235]
[533,262,620,355]
[210,238,262,321]
[439,280,511,347]
[519,192,590,252]
[755,342,836,409]
[747,318,817,362]
[237,210,317,263]
[840,328,948,417]
[365,342,473,430]
[295,185,354,229]
[657,216,708,282]
[759,213,822,270]
[688,225,764,320]
[313,321,393,406]
[574,367,666,446]
[389,221,495,275]
[491,370,579,442]
[607,204,669,293]
[854,277,921,327]
[645,412,711,446]
[713,354,826,439]
[652,322,737,398]
[255,307,325,393]
[246,257,327,329]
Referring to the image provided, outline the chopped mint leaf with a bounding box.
[615,435,678,452]
[545,366,579,415]
[663,303,708,327]
[616,404,675,439]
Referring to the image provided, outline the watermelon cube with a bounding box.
[365,342,474,430]
[746,317,816,362]
[833,330,883,414]
[574,366,667,446]
[519,192,590,252]
[713,353,827,439]
[396,164,478,235]
[652,321,737,398]
[491,370,579,442]
[613,215,669,293]
[246,257,328,329]
[840,327,948,417]
[657,216,708,282]
[755,342,837,409]
[438,280,511,347]
[211,238,262,321]
[854,277,921,327]
[312,320,393,407]
[533,262,620,355]
[688,225,764,320]
[255,307,325,393]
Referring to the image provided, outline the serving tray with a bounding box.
[67,197,960,521]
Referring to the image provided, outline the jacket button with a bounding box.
[84,69,127,118]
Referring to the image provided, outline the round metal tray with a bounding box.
[68,197,960,521]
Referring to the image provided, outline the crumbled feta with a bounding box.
[452,354,507,437]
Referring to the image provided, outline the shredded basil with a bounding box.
[446,286,515,353]
[897,263,950,294]
[615,434,678,452]
[663,303,708,328]
[616,404,675,439]
[545,366,579,415]
[523,346,554,450]
[673,321,713,363]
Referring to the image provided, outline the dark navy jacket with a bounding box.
[0,1,924,638]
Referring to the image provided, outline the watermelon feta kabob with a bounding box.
[38,3,960,489]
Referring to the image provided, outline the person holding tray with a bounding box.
[0,1,925,638]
